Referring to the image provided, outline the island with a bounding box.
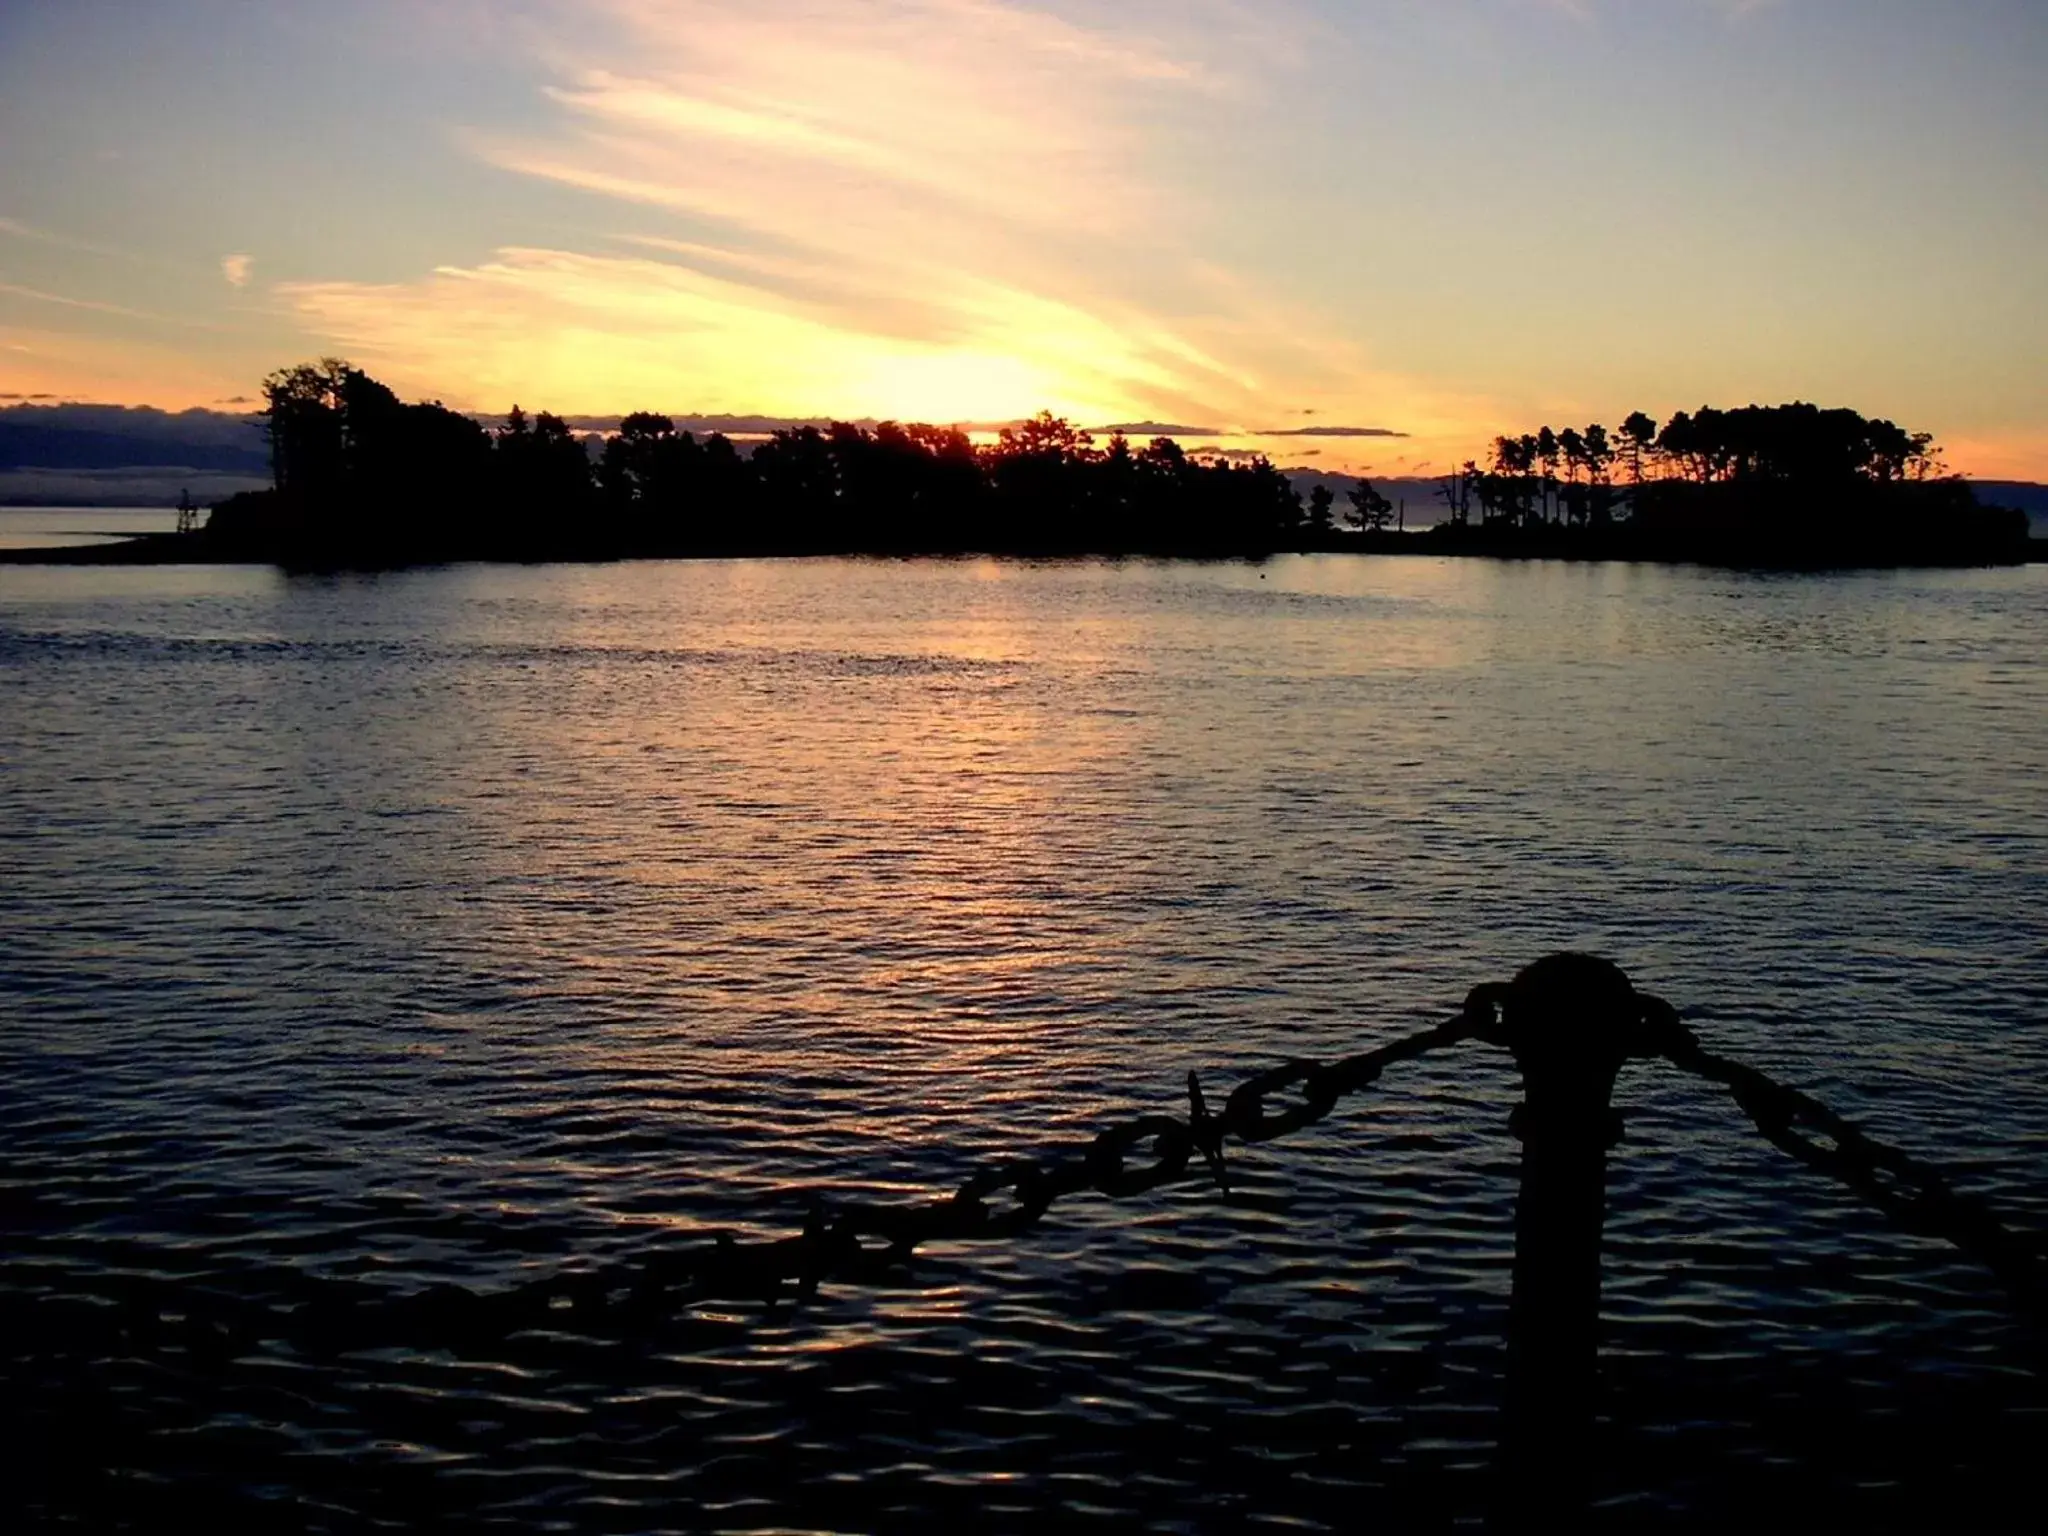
[4,360,2034,570]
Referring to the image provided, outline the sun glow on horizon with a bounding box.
[278,248,1201,429]
[2,1,2043,478]
[247,0,1484,468]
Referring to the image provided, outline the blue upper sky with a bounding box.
[3,0,2043,476]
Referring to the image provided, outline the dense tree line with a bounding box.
[1430,402,1956,533]
[1414,401,2023,563]
[211,360,1338,562]
[201,363,2025,568]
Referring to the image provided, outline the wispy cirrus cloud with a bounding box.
[281,244,1251,425]
[275,0,1477,450]
[0,215,140,263]
[0,279,201,326]
[489,0,1208,243]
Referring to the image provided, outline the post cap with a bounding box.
[1510,953,1638,1019]
[1491,953,1645,1073]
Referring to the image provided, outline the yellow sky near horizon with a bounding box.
[2,0,2044,480]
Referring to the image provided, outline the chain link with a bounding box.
[56,1001,1489,1358]
[24,979,2048,1360]
[1637,994,2048,1320]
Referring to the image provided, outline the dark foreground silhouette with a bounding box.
[1422,403,2033,569]
[4,361,2033,568]
[7,956,2042,1527]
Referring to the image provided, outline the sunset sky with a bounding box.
[2,0,2043,477]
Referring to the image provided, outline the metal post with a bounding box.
[1490,953,1640,1522]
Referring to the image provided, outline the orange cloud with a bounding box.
[272,0,1491,463]
[281,245,1189,423]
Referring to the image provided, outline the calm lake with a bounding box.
[0,505,180,550]
[3,554,2045,1528]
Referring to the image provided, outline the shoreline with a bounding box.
[4,525,2041,573]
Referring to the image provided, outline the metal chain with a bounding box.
[25,980,2047,1361]
[71,1000,1493,1359]
[1636,994,2048,1320]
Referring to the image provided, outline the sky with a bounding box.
[1,0,2043,477]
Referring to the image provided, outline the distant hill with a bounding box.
[1973,481,2048,534]
[0,404,267,470]
[0,404,269,506]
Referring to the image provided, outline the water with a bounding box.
[2,554,2044,1529]
[0,505,179,550]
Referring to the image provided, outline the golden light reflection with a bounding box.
[426,563,1163,1117]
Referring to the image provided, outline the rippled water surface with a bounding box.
[3,555,2045,1529]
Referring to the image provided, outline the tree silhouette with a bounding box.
[1582,424,1616,524]
[1308,483,1335,534]
[261,358,349,498]
[1620,412,1657,485]
[206,360,2018,567]
[1347,476,1394,532]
